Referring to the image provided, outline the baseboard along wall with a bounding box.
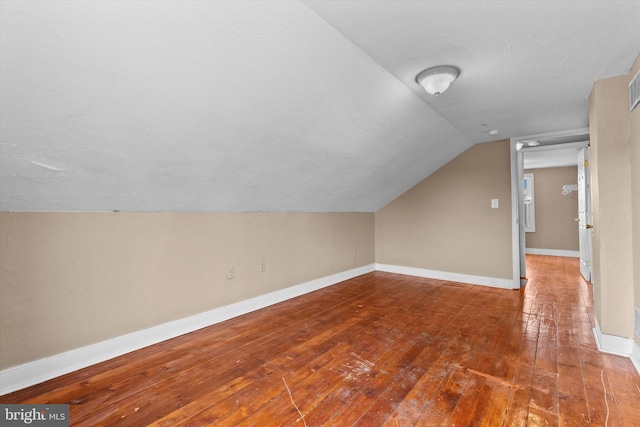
[0,264,375,395]
[375,263,516,290]
[593,320,640,376]
[525,248,580,258]
[6,263,632,395]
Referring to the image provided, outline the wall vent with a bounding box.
[635,306,640,339]
[630,69,640,112]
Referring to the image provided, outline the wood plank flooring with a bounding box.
[2,255,639,425]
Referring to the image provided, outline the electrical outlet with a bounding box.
[259,261,266,273]
[227,267,234,280]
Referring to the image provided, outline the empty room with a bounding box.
[1,1,639,425]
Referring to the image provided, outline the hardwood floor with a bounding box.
[2,255,639,426]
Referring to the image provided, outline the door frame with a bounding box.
[577,146,592,282]
[509,128,589,288]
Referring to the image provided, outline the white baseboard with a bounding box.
[0,263,375,396]
[375,263,516,290]
[525,248,580,258]
[593,320,634,357]
[592,321,640,376]
[631,341,640,376]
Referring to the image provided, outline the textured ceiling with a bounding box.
[1,1,639,212]
[303,0,640,143]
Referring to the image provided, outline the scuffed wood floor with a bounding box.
[2,255,639,425]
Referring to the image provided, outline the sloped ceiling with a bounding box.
[1,1,638,212]
[303,0,640,142]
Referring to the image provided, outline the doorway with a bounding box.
[509,128,591,288]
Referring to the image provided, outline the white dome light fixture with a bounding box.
[416,65,460,96]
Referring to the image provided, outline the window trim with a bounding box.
[523,173,536,232]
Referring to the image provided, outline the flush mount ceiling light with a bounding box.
[416,65,460,96]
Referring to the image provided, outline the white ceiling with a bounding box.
[1,1,639,212]
[523,147,581,170]
[518,131,589,169]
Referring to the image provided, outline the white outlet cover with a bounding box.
[491,199,499,208]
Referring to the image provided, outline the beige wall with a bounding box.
[524,167,579,251]
[0,212,374,369]
[375,139,512,279]
[631,55,640,346]
[588,55,637,339]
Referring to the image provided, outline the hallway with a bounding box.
[515,255,639,425]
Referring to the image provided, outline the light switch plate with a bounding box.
[491,199,499,208]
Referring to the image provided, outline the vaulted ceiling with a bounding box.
[1,1,638,212]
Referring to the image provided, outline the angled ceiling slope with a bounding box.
[2,1,639,213]
[0,0,470,213]
[304,0,640,142]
